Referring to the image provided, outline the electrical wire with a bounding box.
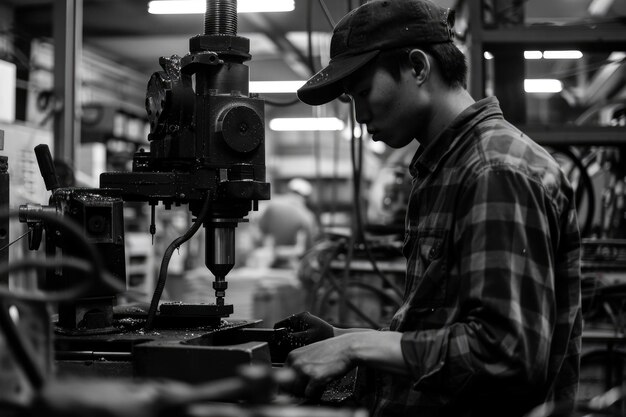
[0,209,110,300]
[307,240,344,311]
[548,146,595,237]
[0,258,123,303]
[316,275,383,329]
[0,298,45,390]
[532,56,626,84]
[0,208,117,394]
[0,230,30,253]
[144,192,212,330]
[348,103,404,298]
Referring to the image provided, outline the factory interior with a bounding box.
[0,0,625,415]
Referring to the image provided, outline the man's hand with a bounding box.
[284,335,355,399]
[274,312,334,349]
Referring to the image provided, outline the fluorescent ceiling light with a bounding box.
[542,50,583,59]
[524,79,563,93]
[524,50,543,60]
[249,80,305,93]
[148,0,295,14]
[487,50,583,60]
[269,117,345,131]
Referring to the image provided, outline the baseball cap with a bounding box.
[297,0,456,106]
[287,178,313,197]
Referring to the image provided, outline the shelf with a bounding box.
[520,125,626,146]
[479,24,626,49]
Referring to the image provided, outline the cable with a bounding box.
[308,240,345,311]
[348,103,404,298]
[0,230,30,253]
[0,298,45,390]
[533,56,626,85]
[316,276,383,329]
[0,258,123,303]
[548,146,595,237]
[0,209,109,300]
[144,192,212,330]
[0,209,115,394]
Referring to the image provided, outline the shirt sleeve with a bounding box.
[400,165,576,402]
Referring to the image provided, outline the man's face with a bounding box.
[343,58,425,149]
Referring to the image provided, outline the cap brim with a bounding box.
[297,50,380,106]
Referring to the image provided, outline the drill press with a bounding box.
[100,0,270,327]
[19,0,270,333]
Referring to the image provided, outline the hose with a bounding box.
[144,193,213,330]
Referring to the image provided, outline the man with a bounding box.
[275,1,582,416]
[251,178,318,268]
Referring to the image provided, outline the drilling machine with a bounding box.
[20,0,269,334]
[16,0,283,385]
[100,0,270,328]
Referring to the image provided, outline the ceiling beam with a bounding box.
[241,13,312,80]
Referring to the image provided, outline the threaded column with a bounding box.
[205,0,237,35]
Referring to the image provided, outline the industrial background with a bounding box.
[0,0,625,416]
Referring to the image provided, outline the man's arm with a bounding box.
[286,330,408,398]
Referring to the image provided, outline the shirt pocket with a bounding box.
[413,231,448,309]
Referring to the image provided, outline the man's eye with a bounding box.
[358,89,369,97]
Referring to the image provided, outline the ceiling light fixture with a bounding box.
[249,80,305,93]
[269,117,345,131]
[524,50,543,60]
[524,79,563,94]
[148,0,295,14]
[542,50,583,60]
[486,51,584,60]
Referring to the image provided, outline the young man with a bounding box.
[275,0,583,416]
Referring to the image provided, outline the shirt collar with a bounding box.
[409,97,502,178]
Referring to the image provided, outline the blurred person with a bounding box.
[273,1,582,416]
[248,178,319,269]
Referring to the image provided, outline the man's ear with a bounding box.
[409,49,430,85]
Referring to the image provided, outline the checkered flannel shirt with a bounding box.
[367,97,582,417]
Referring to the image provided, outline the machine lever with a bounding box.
[34,144,60,191]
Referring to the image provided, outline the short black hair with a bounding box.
[379,43,468,89]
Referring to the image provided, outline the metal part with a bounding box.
[157,302,234,328]
[18,146,127,333]
[134,340,270,383]
[53,0,82,164]
[205,0,237,35]
[53,319,270,383]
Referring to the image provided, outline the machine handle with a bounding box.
[34,144,60,191]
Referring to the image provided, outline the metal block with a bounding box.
[133,340,271,383]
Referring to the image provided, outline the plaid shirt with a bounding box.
[366,97,582,417]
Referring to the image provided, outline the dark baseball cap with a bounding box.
[297,0,456,106]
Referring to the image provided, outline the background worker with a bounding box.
[274,1,582,416]
[249,178,319,269]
